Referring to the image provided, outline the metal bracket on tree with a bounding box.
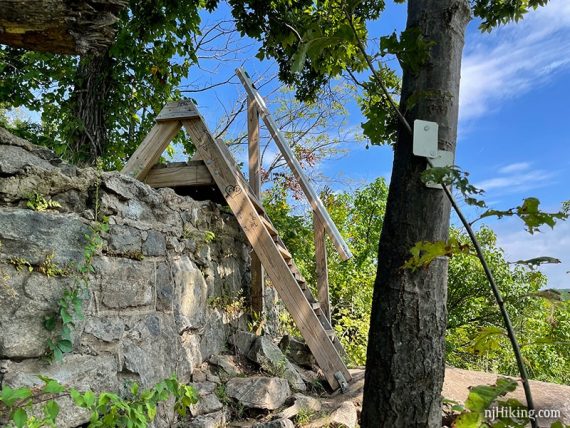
[412,120,454,189]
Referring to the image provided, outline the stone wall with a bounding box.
[0,128,278,426]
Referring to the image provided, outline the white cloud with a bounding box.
[496,220,570,290]
[475,167,556,194]
[460,0,570,121]
[498,162,531,174]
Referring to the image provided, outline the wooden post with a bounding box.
[248,96,264,316]
[313,213,331,322]
[236,68,353,261]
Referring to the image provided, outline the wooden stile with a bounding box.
[123,99,352,391]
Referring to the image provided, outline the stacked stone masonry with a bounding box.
[0,128,280,427]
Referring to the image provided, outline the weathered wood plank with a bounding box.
[236,68,353,261]
[121,121,181,180]
[247,95,264,315]
[144,161,214,188]
[156,100,201,122]
[182,118,351,390]
[313,213,331,323]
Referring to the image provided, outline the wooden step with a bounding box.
[249,193,265,214]
[277,244,292,261]
[260,216,278,236]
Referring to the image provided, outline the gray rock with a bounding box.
[121,315,188,387]
[173,256,208,328]
[330,402,358,428]
[230,330,257,355]
[106,224,142,255]
[279,335,316,369]
[199,311,227,359]
[226,377,290,410]
[189,394,223,416]
[83,317,124,342]
[253,419,295,428]
[156,262,174,312]
[94,257,154,310]
[277,393,321,419]
[0,143,56,175]
[248,336,306,391]
[1,355,118,428]
[0,268,77,358]
[209,354,243,377]
[0,210,90,264]
[143,230,167,256]
[181,410,227,428]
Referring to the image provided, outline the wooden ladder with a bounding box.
[122,101,351,390]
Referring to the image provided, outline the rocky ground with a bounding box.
[178,329,570,428]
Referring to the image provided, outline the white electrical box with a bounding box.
[413,120,438,158]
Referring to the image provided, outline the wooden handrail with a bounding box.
[236,68,353,261]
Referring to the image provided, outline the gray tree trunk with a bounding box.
[0,0,126,54]
[361,0,470,426]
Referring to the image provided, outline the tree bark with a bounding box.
[361,1,470,427]
[68,50,113,163]
[0,0,126,54]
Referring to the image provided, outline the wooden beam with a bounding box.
[121,121,181,180]
[156,100,201,122]
[313,213,331,323]
[144,161,214,188]
[236,68,353,261]
[182,119,351,390]
[248,95,264,315]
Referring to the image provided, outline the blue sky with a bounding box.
[180,1,570,288]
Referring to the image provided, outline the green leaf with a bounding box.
[465,377,518,412]
[1,387,32,406]
[53,347,64,362]
[452,411,484,428]
[60,307,73,324]
[403,238,471,271]
[12,408,28,428]
[70,389,84,407]
[83,390,96,407]
[130,382,139,396]
[43,314,57,331]
[467,326,506,355]
[57,339,73,353]
[291,43,309,74]
[44,400,60,421]
[146,403,157,420]
[43,379,65,394]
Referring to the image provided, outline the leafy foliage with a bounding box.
[421,166,486,207]
[472,0,551,32]
[379,28,436,74]
[267,179,570,383]
[403,238,472,271]
[264,177,388,365]
[0,375,197,428]
[25,193,62,212]
[446,228,570,384]
[477,197,568,234]
[0,0,203,166]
